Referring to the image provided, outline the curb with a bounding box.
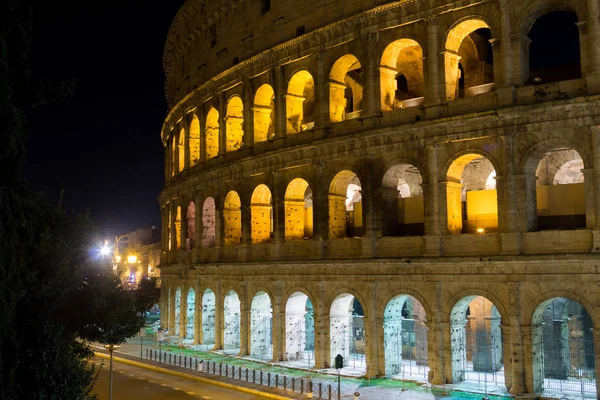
[94,351,301,400]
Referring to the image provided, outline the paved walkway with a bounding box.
[93,337,516,400]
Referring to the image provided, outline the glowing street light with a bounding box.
[127,255,138,264]
[99,241,111,257]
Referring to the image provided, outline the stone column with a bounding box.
[592,328,600,399]
[170,202,178,252]
[314,54,329,130]
[169,285,176,335]
[582,168,596,228]
[243,79,254,149]
[379,187,398,236]
[160,284,168,329]
[522,324,544,394]
[425,17,442,104]
[271,287,284,361]
[217,93,226,156]
[272,176,286,260]
[214,284,223,350]
[498,0,513,87]
[199,110,207,162]
[592,127,600,231]
[363,33,382,116]
[312,191,329,258]
[180,286,188,341]
[449,321,466,383]
[239,302,250,356]
[241,204,252,245]
[442,52,461,101]
[194,194,202,250]
[441,181,462,235]
[514,174,538,232]
[273,66,287,140]
[510,33,531,85]
[430,284,446,384]
[314,310,330,369]
[506,321,526,395]
[194,281,202,345]
[183,119,190,170]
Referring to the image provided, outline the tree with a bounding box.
[0,2,160,399]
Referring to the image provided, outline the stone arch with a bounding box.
[444,152,500,234]
[201,288,216,347]
[380,38,425,111]
[329,293,366,370]
[225,95,244,152]
[530,296,597,395]
[177,127,185,173]
[223,289,241,352]
[185,287,196,340]
[189,114,200,166]
[449,295,505,387]
[444,18,494,101]
[381,163,425,236]
[329,54,364,122]
[254,84,275,143]
[186,201,196,249]
[205,107,219,159]
[329,170,363,238]
[250,291,273,359]
[250,184,273,244]
[202,197,216,248]
[521,140,590,231]
[383,295,429,379]
[223,191,241,246]
[175,206,182,249]
[286,69,315,134]
[525,289,599,328]
[285,291,315,366]
[170,135,176,177]
[284,178,313,240]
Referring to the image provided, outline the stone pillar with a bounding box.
[510,33,531,85]
[514,174,538,232]
[314,54,329,130]
[430,284,446,384]
[523,324,544,394]
[498,0,513,87]
[424,144,441,232]
[592,328,600,400]
[506,321,526,395]
[363,34,382,116]
[425,17,442,104]
[239,302,250,356]
[243,79,254,149]
[442,181,462,235]
[194,282,202,345]
[214,285,223,350]
[241,204,251,246]
[582,168,596,228]
[170,202,178,252]
[272,287,284,361]
[272,177,286,260]
[194,194,202,250]
[328,82,346,123]
[442,52,461,102]
[160,285,168,329]
[199,111,207,162]
[183,119,190,170]
[449,321,466,383]
[217,93,226,156]
[169,285,176,334]
[273,66,287,140]
[379,187,398,236]
[180,287,188,341]
[312,191,329,258]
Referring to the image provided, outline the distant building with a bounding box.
[114,226,161,287]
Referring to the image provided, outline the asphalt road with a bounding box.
[91,357,271,400]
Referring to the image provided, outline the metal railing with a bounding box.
[144,349,336,399]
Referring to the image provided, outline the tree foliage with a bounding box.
[0,2,160,399]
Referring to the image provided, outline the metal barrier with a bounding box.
[144,349,335,399]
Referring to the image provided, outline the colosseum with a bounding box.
[157,0,600,397]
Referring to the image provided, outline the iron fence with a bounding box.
[144,349,336,399]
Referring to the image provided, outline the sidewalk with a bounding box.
[94,337,514,400]
[93,346,308,400]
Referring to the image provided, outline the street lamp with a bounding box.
[103,344,121,400]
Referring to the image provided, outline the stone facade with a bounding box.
[158,0,600,397]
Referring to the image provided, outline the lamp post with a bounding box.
[104,344,121,400]
[113,235,140,287]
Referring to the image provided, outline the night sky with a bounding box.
[25,1,184,239]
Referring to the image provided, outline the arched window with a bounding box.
[329,171,363,238]
[286,71,315,134]
[225,96,244,152]
[284,178,313,240]
[223,191,241,246]
[189,115,200,166]
[254,84,275,143]
[250,184,273,244]
[186,202,195,249]
[178,128,185,173]
[445,20,494,100]
[205,107,219,159]
[380,39,425,111]
[528,11,581,84]
[329,54,363,122]
[381,164,424,236]
[202,197,216,248]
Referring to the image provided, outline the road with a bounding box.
[91,357,271,400]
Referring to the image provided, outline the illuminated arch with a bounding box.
[250,184,272,244]
[284,178,313,240]
[329,170,363,238]
[189,115,200,166]
[380,39,425,111]
[223,191,241,246]
[205,107,219,159]
[254,84,275,143]
[286,70,315,134]
[329,54,363,122]
[225,96,244,152]
[202,197,216,248]
[381,164,424,236]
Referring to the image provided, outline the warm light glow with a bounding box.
[99,242,111,257]
[115,255,122,262]
[127,255,138,264]
[477,228,485,233]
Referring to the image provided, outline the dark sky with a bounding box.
[25,1,184,239]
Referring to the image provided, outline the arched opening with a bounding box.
[380,39,425,111]
[167,207,172,251]
[225,96,244,152]
[445,20,494,100]
[186,288,195,341]
[330,294,365,372]
[250,291,273,360]
[254,84,275,143]
[186,202,195,250]
[381,164,424,236]
[284,292,315,367]
[528,11,581,84]
[535,149,586,230]
[329,170,363,238]
[205,107,219,159]
[175,206,182,249]
[170,136,176,177]
[383,295,428,381]
[178,128,185,173]
[223,191,241,246]
[450,296,504,388]
[284,178,313,240]
[174,287,182,337]
[223,290,241,353]
[329,54,363,122]
[202,197,216,247]
[532,298,596,397]
[446,154,498,234]
[189,115,200,166]
[201,289,216,351]
[251,184,273,244]
[286,70,315,134]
